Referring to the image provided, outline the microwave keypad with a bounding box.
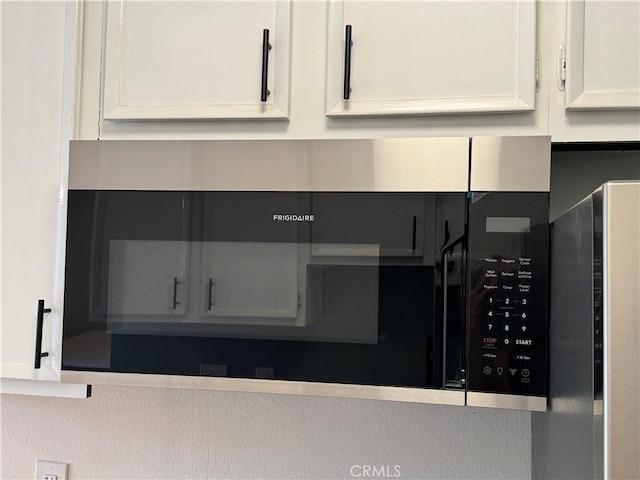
[467,192,549,398]
[479,257,535,383]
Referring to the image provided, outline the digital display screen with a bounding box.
[486,216,530,233]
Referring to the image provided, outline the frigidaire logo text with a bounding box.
[272,214,315,222]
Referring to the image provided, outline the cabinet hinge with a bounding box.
[556,45,566,92]
[535,50,542,93]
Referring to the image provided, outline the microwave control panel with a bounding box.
[467,192,549,398]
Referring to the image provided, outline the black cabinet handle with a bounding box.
[35,299,51,369]
[343,24,353,100]
[261,29,272,102]
[172,278,180,310]
[208,278,215,311]
[412,216,417,252]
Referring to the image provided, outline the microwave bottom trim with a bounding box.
[61,371,466,406]
[466,391,546,412]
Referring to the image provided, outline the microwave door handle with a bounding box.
[441,251,450,387]
[439,233,465,388]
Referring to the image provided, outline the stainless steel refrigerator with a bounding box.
[532,181,639,479]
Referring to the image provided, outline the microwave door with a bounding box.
[63,191,468,401]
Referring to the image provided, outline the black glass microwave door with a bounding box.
[105,264,431,387]
[62,191,192,370]
[63,191,466,389]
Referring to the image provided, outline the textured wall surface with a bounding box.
[1,386,531,479]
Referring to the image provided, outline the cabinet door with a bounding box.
[102,0,291,120]
[199,192,312,326]
[0,2,88,397]
[326,0,537,117]
[565,0,640,111]
[311,193,428,257]
[88,191,192,318]
[201,241,306,324]
[107,241,190,316]
[549,0,640,141]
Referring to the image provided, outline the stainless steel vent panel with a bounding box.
[69,138,470,192]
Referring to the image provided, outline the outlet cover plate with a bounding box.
[35,460,68,480]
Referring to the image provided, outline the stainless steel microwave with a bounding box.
[61,137,550,411]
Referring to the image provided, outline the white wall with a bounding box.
[1,387,532,479]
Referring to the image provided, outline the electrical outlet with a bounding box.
[35,460,68,480]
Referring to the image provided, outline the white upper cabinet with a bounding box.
[80,0,548,138]
[201,242,306,323]
[549,0,640,141]
[326,0,537,117]
[102,0,292,120]
[565,0,639,110]
[106,241,191,316]
[1,2,88,397]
